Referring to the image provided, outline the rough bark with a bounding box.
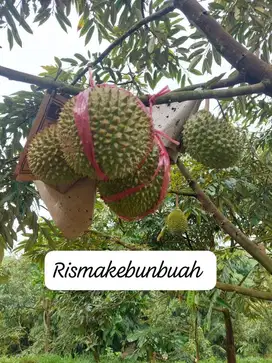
[222,309,236,363]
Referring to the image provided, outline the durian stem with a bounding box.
[176,159,272,274]
[175,194,179,208]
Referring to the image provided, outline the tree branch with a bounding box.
[176,159,272,274]
[168,190,197,197]
[174,0,272,95]
[71,4,175,85]
[0,65,81,95]
[139,82,267,103]
[216,281,272,301]
[176,71,244,92]
[1,65,267,104]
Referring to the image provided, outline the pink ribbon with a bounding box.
[148,86,171,115]
[73,88,109,181]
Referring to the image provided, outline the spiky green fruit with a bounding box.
[98,143,167,219]
[183,110,243,169]
[27,124,79,184]
[166,209,188,234]
[58,86,153,179]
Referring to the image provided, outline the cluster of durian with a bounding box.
[182,110,243,169]
[27,85,168,220]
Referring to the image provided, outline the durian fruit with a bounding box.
[98,142,168,220]
[58,86,153,179]
[27,124,79,185]
[170,164,184,191]
[183,110,243,169]
[166,208,188,234]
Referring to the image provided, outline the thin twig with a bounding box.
[168,190,198,198]
[178,72,244,92]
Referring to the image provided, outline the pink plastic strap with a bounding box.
[73,89,109,181]
[148,86,171,115]
[102,133,170,221]
[117,137,170,221]
[102,137,164,203]
[155,129,180,146]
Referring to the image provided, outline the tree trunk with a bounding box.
[43,297,52,353]
[222,309,236,363]
[195,311,200,362]
[93,349,100,363]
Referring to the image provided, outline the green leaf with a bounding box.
[190,40,207,49]
[212,46,222,65]
[4,8,17,32]
[5,0,33,34]
[188,48,204,61]
[56,10,72,27]
[110,3,117,25]
[148,37,155,53]
[61,58,78,66]
[34,9,51,23]
[38,10,51,26]
[7,28,13,50]
[85,25,95,45]
[205,72,226,88]
[172,36,188,47]
[80,18,93,37]
[54,56,62,68]
[55,13,68,32]
[74,53,88,63]
[188,54,203,70]
[11,27,22,47]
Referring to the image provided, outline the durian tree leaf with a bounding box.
[7,28,13,50]
[56,9,72,28]
[85,25,95,45]
[33,9,51,23]
[188,54,203,70]
[5,0,33,34]
[212,45,222,66]
[74,53,88,64]
[11,26,22,47]
[147,37,155,54]
[55,13,68,33]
